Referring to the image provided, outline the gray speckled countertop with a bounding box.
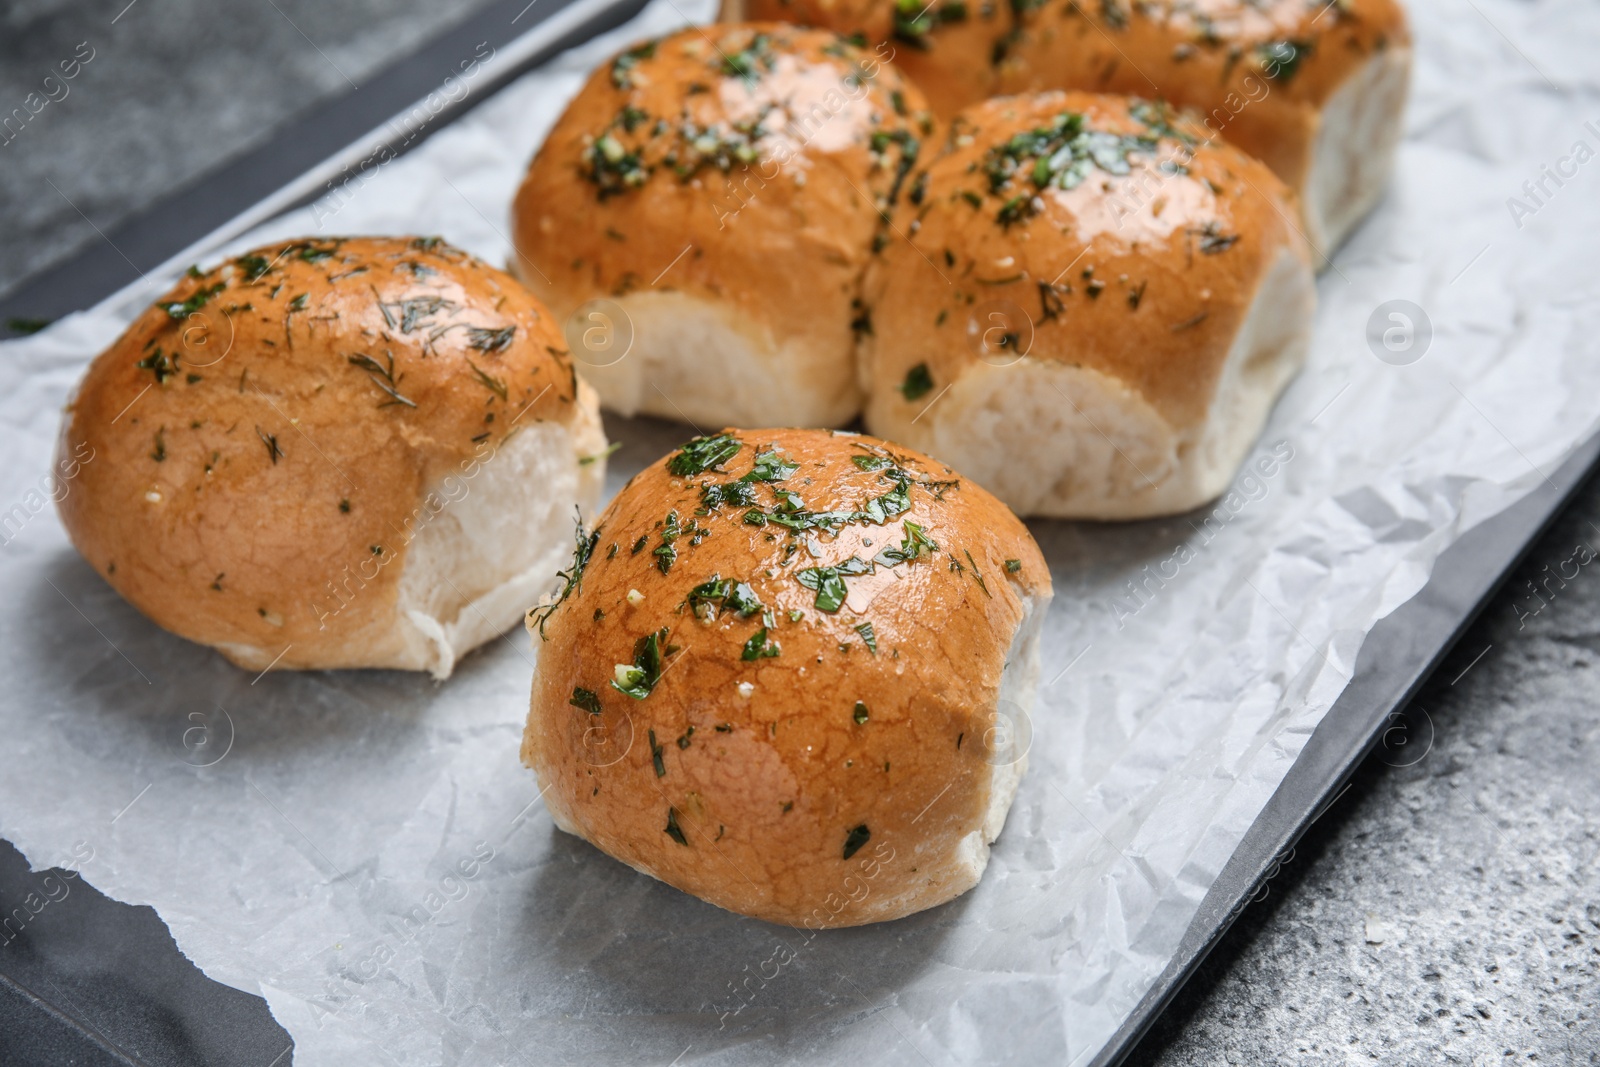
[3,2,1598,1063]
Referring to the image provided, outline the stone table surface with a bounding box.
[2,1,1598,1064]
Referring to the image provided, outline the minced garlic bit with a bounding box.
[627,588,645,605]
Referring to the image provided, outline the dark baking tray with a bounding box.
[3,2,1597,1063]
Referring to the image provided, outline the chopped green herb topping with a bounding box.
[900,363,934,401]
[740,449,799,484]
[467,325,516,352]
[236,254,272,281]
[742,626,781,661]
[612,627,670,699]
[855,622,878,654]
[842,824,871,859]
[136,346,181,384]
[649,729,666,776]
[964,549,992,597]
[610,40,657,89]
[701,480,758,510]
[1004,558,1022,573]
[255,426,283,464]
[873,521,939,567]
[852,455,894,472]
[378,295,452,334]
[720,32,776,84]
[688,574,764,619]
[796,557,872,612]
[348,352,416,408]
[667,432,742,476]
[1129,100,1197,146]
[665,806,689,845]
[529,516,600,638]
[853,701,870,724]
[1256,39,1312,82]
[585,129,651,198]
[981,111,1160,226]
[466,359,508,401]
[161,282,226,320]
[653,510,682,574]
[894,0,968,47]
[569,687,604,715]
[1197,223,1239,255]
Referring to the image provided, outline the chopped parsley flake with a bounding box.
[742,626,781,661]
[612,627,670,699]
[899,363,934,401]
[136,346,180,384]
[720,33,776,84]
[649,729,666,776]
[161,282,226,320]
[610,40,657,89]
[667,432,741,476]
[701,480,758,510]
[795,557,872,612]
[688,574,764,619]
[842,824,871,859]
[981,111,1160,226]
[853,701,870,724]
[236,254,271,281]
[1256,39,1312,83]
[740,449,799,484]
[855,622,877,654]
[569,687,604,715]
[665,806,688,845]
[872,521,939,567]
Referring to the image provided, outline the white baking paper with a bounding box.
[2,0,1598,1061]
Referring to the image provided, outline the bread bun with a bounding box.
[522,427,1050,925]
[510,24,935,429]
[722,0,1004,117]
[998,0,1412,257]
[56,236,608,678]
[861,92,1314,520]
[727,0,1411,258]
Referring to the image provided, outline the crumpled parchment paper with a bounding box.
[2,0,1598,1061]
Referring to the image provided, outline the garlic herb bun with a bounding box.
[861,93,1315,520]
[725,0,1411,257]
[723,0,1007,117]
[522,428,1051,926]
[56,236,607,679]
[997,0,1412,258]
[511,24,935,429]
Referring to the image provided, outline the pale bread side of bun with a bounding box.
[861,93,1315,520]
[522,428,1051,926]
[510,24,935,429]
[57,237,606,679]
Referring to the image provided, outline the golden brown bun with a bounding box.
[727,0,1412,256]
[861,92,1315,519]
[723,0,1007,116]
[522,427,1051,926]
[57,236,608,678]
[510,24,936,428]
